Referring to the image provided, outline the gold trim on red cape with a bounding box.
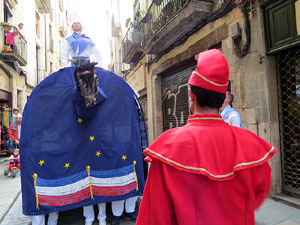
[145,147,275,179]
[145,114,277,181]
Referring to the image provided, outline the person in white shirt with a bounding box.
[220,91,242,128]
[61,22,102,68]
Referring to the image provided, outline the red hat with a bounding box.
[188,49,229,94]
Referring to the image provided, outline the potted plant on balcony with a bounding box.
[0,22,10,32]
[130,21,143,45]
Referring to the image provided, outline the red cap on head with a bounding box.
[188,49,229,94]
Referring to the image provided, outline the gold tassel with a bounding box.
[86,166,94,199]
[133,161,138,191]
[33,173,39,210]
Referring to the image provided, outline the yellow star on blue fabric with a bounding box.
[96,151,101,157]
[90,136,95,142]
[77,118,83,124]
[64,163,70,168]
[122,155,127,161]
[38,160,45,166]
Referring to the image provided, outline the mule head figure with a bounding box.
[71,58,98,108]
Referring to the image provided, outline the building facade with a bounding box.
[0,0,74,155]
[0,0,73,111]
[111,0,300,201]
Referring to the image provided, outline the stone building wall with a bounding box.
[127,4,282,195]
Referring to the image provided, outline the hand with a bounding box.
[15,140,19,144]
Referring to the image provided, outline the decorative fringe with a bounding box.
[86,166,94,199]
[33,173,39,210]
[133,161,138,191]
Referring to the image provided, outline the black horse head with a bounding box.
[71,59,98,108]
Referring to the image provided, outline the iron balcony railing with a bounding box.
[121,22,143,64]
[142,0,190,47]
[141,0,213,54]
[0,24,27,66]
[122,0,213,61]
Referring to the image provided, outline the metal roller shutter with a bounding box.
[162,66,195,131]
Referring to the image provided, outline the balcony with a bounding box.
[0,24,27,66]
[35,0,50,13]
[121,22,144,64]
[142,0,214,54]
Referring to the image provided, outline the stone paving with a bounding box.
[0,158,22,224]
[255,199,300,225]
[0,192,31,225]
[2,157,300,225]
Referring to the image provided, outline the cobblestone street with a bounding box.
[0,158,137,225]
[1,188,137,225]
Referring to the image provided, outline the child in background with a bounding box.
[12,108,19,130]
[8,149,20,177]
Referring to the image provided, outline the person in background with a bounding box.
[7,148,20,177]
[9,113,22,152]
[136,49,277,225]
[61,22,102,68]
[18,23,24,31]
[220,86,242,127]
[11,108,19,130]
[17,23,25,39]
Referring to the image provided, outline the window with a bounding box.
[263,0,300,53]
[4,0,13,22]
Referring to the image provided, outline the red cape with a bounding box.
[145,114,276,181]
[137,114,277,225]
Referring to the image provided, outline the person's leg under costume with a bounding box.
[112,196,138,216]
[111,196,138,224]
[124,196,138,214]
[111,200,124,217]
[83,203,106,225]
[31,212,59,225]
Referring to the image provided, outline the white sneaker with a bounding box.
[8,172,11,177]
[99,220,106,225]
[85,222,93,225]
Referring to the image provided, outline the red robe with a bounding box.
[9,124,19,142]
[137,114,277,225]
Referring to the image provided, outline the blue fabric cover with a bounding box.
[20,67,145,216]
